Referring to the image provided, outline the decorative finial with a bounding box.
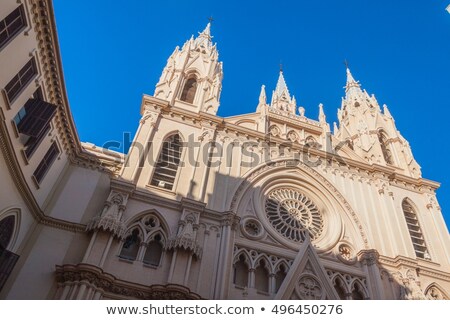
[344,59,349,69]
[279,61,283,72]
[208,16,214,24]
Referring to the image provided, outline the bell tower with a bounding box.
[153,22,223,115]
[335,67,422,178]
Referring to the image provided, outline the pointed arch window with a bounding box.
[334,277,348,300]
[275,264,287,293]
[180,77,197,104]
[150,134,182,190]
[402,200,430,259]
[0,216,15,250]
[378,132,394,165]
[351,282,365,300]
[0,215,19,291]
[143,234,164,267]
[255,259,270,293]
[119,229,141,261]
[233,254,249,288]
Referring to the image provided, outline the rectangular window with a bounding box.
[33,141,59,184]
[4,57,38,103]
[0,5,27,50]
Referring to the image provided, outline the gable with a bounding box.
[275,237,339,300]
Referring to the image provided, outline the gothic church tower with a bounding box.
[154,23,223,115]
[335,68,421,178]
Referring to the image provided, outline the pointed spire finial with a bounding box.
[275,69,290,97]
[259,85,267,105]
[197,20,213,42]
[344,62,361,93]
[319,103,326,123]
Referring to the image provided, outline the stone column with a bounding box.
[358,250,383,300]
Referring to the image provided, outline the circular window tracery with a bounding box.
[265,188,323,242]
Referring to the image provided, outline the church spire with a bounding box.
[270,69,296,115]
[153,20,223,115]
[345,67,361,93]
[197,22,212,41]
[274,70,291,100]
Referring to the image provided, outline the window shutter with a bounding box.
[17,98,56,137]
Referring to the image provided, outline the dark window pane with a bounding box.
[33,142,59,184]
[17,98,56,138]
[0,30,8,46]
[4,58,37,102]
[0,5,26,50]
[0,216,15,250]
[25,123,50,158]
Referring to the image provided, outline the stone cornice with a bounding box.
[267,112,323,134]
[35,1,122,175]
[56,263,202,299]
[378,255,450,281]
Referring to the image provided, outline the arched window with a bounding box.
[402,199,430,259]
[233,254,249,288]
[0,216,15,250]
[275,264,287,293]
[150,134,182,190]
[378,132,394,165]
[351,282,365,300]
[255,259,269,293]
[143,234,164,267]
[180,77,197,104]
[334,277,348,300]
[119,229,141,261]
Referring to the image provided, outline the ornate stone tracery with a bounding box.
[296,275,324,300]
[265,188,323,242]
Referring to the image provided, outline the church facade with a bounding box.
[1,0,450,300]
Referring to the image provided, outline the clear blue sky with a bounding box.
[53,1,450,228]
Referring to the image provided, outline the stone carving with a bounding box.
[287,130,298,143]
[269,125,281,137]
[240,217,264,240]
[265,188,323,242]
[425,285,449,300]
[296,275,323,300]
[338,244,355,263]
[140,108,159,126]
[395,269,427,300]
[167,210,202,258]
[86,192,128,238]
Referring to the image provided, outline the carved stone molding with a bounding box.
[86,191,130,238]
[55,264,202,300]
[358,249,380,266]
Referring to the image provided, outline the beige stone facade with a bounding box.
[1,0,450,300]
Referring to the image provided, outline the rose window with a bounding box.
[265,188,323,242]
